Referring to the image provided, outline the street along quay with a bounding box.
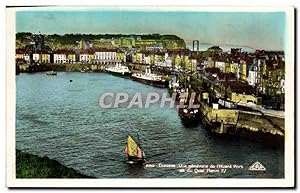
[170,71,285,147]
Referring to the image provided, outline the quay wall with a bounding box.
[201,104,239,125]
[19,63,106,73]
[200,102,284,146]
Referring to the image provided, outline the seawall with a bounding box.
[200,102,284,147]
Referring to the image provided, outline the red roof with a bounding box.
[16,49,26,54]
[93,48,118,52]
[54,49,75,54]
[224,81,255,95]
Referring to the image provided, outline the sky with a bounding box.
[16,8,286,50]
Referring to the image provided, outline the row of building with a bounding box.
[202,49,285,96]
[16,46,285,98]
[199,49,285,109]
[16,48,200,71]
[16,48,127,65]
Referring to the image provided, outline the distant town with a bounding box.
[15,32,285,113]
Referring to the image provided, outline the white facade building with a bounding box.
[165,57,173,67]
[215,61,225,72]
[191,59,197,71]
[247,63,261,87]
[144,56,151,64]
[94,51,117,60]
[24,54,30,62]
[54,54,67,64]
[80,54,89,62]
[32,53,40,62]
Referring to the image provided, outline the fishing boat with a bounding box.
[131,66,168,88]
[177,88,201,126]
[168,74,180,96]
[106,63,132,78]
[124,134,145,164]
[46,71,57,75]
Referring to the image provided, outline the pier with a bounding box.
[199,101,284,146]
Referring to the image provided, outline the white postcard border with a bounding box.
[6,6,295,188]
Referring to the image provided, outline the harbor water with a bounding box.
[16,72,284,178]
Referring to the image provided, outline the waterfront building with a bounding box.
[241,62,248,81]
[247,63,259,86]
[88,52,95,63]
[94,49,117,60]
[207,57,215,68]
[133,52,143,63]
[144,54,152,64]
[16,49,26,60]
[93,48,122,65]
[66,50,76,63]
[165,56,173,67]
[79,49,95,63]
[32,53,40,62]
[229,62,238,74]
[262,59,285,96]
[221,80,259,104]
[40,53,51,63]
[132,50,151,65]
[246,58,267,92]
[182,56,192,71]
[116,51,126,62]
[53,50,67,64]
[190,58,198,72]
[154,53,164,63]
[79,53,89,63]
[24,54,30,63]
[215,61,226,73]
[174,54,182,66]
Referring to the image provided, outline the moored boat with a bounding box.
[106,63,132,78]
[168,74,180,96]
[46,71,57,75]
[131,66,168,88]
[124,134,145,164]
[177,88,201,126]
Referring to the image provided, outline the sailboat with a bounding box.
[124,134,145,164]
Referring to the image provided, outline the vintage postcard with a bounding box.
[6,6,295,188]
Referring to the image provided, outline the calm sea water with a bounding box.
[16,72,284,178]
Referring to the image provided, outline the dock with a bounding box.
[199,101,284,146]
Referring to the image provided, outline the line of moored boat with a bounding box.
[45,63,169,88]
[106,63,168,88]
